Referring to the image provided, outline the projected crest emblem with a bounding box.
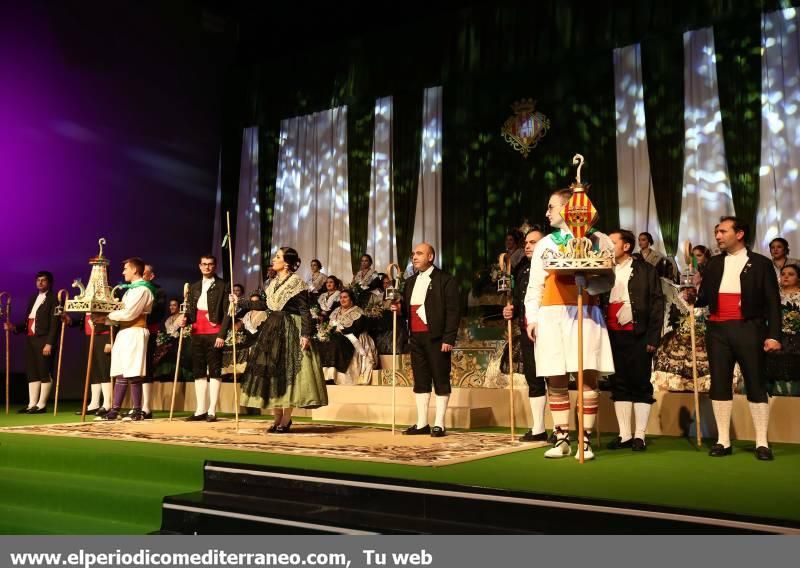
[501,99,550,158]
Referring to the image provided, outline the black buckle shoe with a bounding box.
[431,426,446,438]
[709,443,733,457]
[631,438,646,452]
[520,430,548,442]
[27,407,46,414]
[607,436,633,450]
[185,413,208,422]
[94,407,109,417]
[402,424,431,435]
[275,420,292,433]
[755,446,774,461]
[206,414,217,423]
[17,406,32,414]
[266,423,279,434]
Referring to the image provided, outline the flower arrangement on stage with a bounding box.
[310,305,322,320]
[316,321,334,342]
[224,328,246,346]
[782,305,800,335]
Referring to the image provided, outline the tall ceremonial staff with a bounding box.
[497,253,516,441]
[682,240,703,448]
[224,211,240,432]
[542,155,613,463]
[0,291,10,415]
[52,290,69,416]
[169,283,190,421]
[65,238,122,423]
[385,263,402,435]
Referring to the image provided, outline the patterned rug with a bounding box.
[0,420,545,467]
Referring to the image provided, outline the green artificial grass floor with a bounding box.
[0,402,798,534]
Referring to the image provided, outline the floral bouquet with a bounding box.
[316,321,333,342]
[224,328,246,346]
[310,305,322,320]
[782,305,800,335]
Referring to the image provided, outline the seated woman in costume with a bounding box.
[235,247,327,433]
[367,273,409,355]
[315,289,377,385]
[306,258,327,297]
[350,254,383,306]
[316,275,342,320]
[153,298,192,380]
[766,264,800,396]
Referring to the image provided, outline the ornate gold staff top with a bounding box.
[384,263,402,302]
[542,155,613,273]
[65,238,122,313]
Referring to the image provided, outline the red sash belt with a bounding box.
[410,305,429,333]
[607,302,634,331]
[192,309,221,335]
[84,315,109,336]
[26,319,34,337]
[709,293,743,322]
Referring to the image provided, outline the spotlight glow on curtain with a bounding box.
[756,8,800,256]
[367,96,397,268]
[234,127,262,293]
[677,27,735,264]
[613,44,666,253]
[412,86,443,264]
[273,107,351,284]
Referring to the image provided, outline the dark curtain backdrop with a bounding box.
[219,0,798,292]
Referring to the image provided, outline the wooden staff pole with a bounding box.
[576,275,586,464]
[226,212,240,433]
[169,283,190,421]
[53,290,68,416]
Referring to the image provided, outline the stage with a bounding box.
[0,402,798,534]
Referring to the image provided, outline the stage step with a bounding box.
[159,460,799,535]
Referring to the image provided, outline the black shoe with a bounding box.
[755,446,774,461]
[430,426,446,438]
[96,410,119,421]
[142,411,153,420]
[17,406,32,414]
[27,406,46,414]
[275,420,292,433]
[122,411,144,422]
[266,423,279,434]
[402,424,431,435]
[185,413,208,422]
[709,443,733,457]
[94,407,109,417]
[520,430,549,442]
[75,407,100,416]
[632,438,646,452]
[206,414,217,423]
[607,436,633,450]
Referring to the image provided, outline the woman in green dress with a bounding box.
[233,247,327,433]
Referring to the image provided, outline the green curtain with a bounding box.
[642,35,684,256]
[715,16,762,246]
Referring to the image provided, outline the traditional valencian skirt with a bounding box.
[239,311,327,409]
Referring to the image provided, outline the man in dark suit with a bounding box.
[689,217,782,460]
[392,243,460,437]
[605,230,664,452]
[181,255,231,422]
[3,271,60,413]
[502,227,548,441]
[141,263,166,419]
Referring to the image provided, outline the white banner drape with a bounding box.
[366,96,397,268]
[677,27,736,265]
[613,43,666,252]
[756,8,800,256]
[272,106,351,283]
[412,86,443,264]
[234,126,262,293]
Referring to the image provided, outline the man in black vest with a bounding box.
[4,271,59,413]
[141,263,166,419]
[688,217,781,460]
[181,255,231,422]
[502,227,549,441]
[392,243,460,437]
[605,230,664,451]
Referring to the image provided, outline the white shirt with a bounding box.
[410,265,434,324]
[28,292,47,333]
[610,256,634,325]
[197,277,214,311]
[720,247,748,294]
